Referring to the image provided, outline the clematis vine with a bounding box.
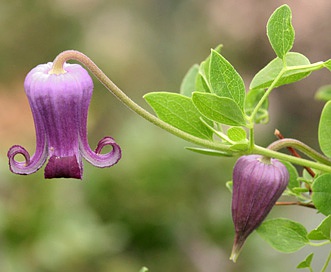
[8,61,121,179]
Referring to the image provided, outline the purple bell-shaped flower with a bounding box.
[8,62,121,179]
[230,155,289,262]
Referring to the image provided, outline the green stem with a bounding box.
[321,250,331,272]
[249,67,286,123]
[249,60,326,125]
[252,145,331,173]
[309,241,331,247]
[285,61,325,73]
[248,127,254,151]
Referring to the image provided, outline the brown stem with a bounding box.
[275,201,316,209]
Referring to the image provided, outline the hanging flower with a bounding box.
[230,155,289,262]
[8,62,121,179]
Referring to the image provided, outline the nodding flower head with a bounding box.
[8,62,121,179]
[230,155,289,262]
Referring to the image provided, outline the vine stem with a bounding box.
[51,50,331,174]
[274,129,315,177]
[51,50,231,151]
[275,201,315,209]
[249,67,286,123]
[321,250,331,272]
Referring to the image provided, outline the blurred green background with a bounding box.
[0,0,331,271]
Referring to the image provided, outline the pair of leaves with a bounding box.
[145,4,331,140]
[145,49,248,139]
[192,49,246,126]
[257,216,331,253]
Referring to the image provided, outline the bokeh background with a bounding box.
[0,0,330,271]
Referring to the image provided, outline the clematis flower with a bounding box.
[230,155,289,262]
[8,62,121,179]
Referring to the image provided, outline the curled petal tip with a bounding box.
[81,136,121,168]
[7,144,47,175]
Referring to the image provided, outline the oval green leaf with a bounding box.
[227,127,247,142]
[144,92,213,139]
[318,101,331,157]
[256,218,309,253]
[267,4,294,59]
[209,50,245,109]
[250,52,311,90]
[312,173,331,216]
[192,92,246,126]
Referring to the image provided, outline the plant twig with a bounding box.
[275,201,315,209]
[274,129,315,177]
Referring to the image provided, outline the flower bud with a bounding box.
[230,155,289,262]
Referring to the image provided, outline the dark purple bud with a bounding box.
[230,155,289,262]
[7,62,121,179]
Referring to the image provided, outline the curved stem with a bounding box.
[309,241,331,247]
[267,138,331,166]
[51,50,232,152]
[252,145,331,173]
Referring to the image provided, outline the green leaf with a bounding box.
[192,92,246,126]
[308,215,331,241]
[144,92,213,139]
[185,147,233,157]
[245,88,269,124]
[209,50,246,109]
[227,127,247,142]
[195,45,223,94]
[280,160,300,192]
[180,64,199,97]
[315,85,331,102]
[312,174,331,216]
[318,101,331,157]
[297,253,314,269]
[139,267,149,272]
[250,52,311,90]
[256,218,309,253]
[267,4,294,59]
